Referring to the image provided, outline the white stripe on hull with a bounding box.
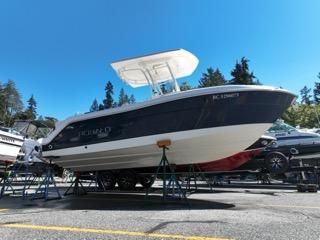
[43,123,272,171]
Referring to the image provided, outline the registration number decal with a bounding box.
[212,92,239,101]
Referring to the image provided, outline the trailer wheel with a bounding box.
[297,183,307,192]
[100,171,116,190]
[264,152,289,174]
[307,184,318,193]
[117,170,137,191]
[139,175,154,188]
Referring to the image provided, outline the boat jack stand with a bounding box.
[31,159,61,201]
[146,140,188,203]
[0,161,36,199]
[0,162,11,199]
[185,164,213,193]
[64,172,87,196]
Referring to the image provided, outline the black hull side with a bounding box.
[43,90,294,152]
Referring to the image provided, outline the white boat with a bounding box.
[0,120,53,166]
[0,126,24,163]
[39,49,296,175]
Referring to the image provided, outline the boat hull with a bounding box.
[41,86,295,172]
[0,134,24,164]
[45,124,271,171]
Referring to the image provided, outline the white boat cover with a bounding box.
[111,49,199,88]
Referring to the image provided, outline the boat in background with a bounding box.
[0,126,24,164]
[0,120,53,166]
[231,121,320,174]
[265,119,320,147]
[38,49,296,189]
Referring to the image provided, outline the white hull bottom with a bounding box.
[43,123,272,172]
[0,142,22,162]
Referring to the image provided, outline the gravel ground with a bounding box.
[0,185,319,240]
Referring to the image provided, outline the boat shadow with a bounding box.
[0,190,235,212]
[51,191,236,211]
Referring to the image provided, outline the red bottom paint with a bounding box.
[196,148,263,172]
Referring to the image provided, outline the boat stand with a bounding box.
[184,164,214,193]
[146,140,188,203]
[0,162,39,199]
[31,159,61,201]
[64,172,87,196]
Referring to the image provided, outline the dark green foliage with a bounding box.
[160,83,170,94]
[90,98,99,112]
[198,68,226,87]
[282,104,320,128]
[230,57,258,85]
[43,116,58,128]
[25,94,37,120]
[98,104,104,111]
[0,80,23,126]
[313,73,320,104]
[180,82,192,91]
[300,86,312,105]
[0,82,5,124]
[103,81,114,109]
[129,94,136,104]
[118,88,129,106]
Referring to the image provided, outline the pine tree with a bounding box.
[300,86,312,105]
[180,82,192,91]
[313,73,320,104]
[230,57,257,85]
[118,88,129,106]
[90,98,99,112]
[103,81,114,109]
[98,104,104,111]
[198,68,226,87]
[25,94,37,120]
[160,83,169,94]
[2,80,23,126]
[0,82,5,124]
[129,94,136,104]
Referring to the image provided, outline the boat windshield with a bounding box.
[0,127,21,136]
[12,120,54,139]
[267,121,296,133]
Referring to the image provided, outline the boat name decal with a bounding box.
[212,92,239,101]
[0,135,15,143]
[78,127,112,138]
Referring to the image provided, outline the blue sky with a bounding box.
[0,0,319,120]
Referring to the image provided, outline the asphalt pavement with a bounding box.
[0,185,319,240]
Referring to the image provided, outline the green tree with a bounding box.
[0,82,5,124]
[313,73,320,104]
[1,80,23,126]
[90,98,99,112]
[160,83,170,94]
[230,57,257,85]
[282,103,320,128]
[98,104,104,111]
[25,94,37,120]
[282,105,299,127]
[129,94,136,104]
[300,86,312,105]
[103,81,114,109]
[198,68,226,88]
[118,88,129,106]
[180,82,192,91]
